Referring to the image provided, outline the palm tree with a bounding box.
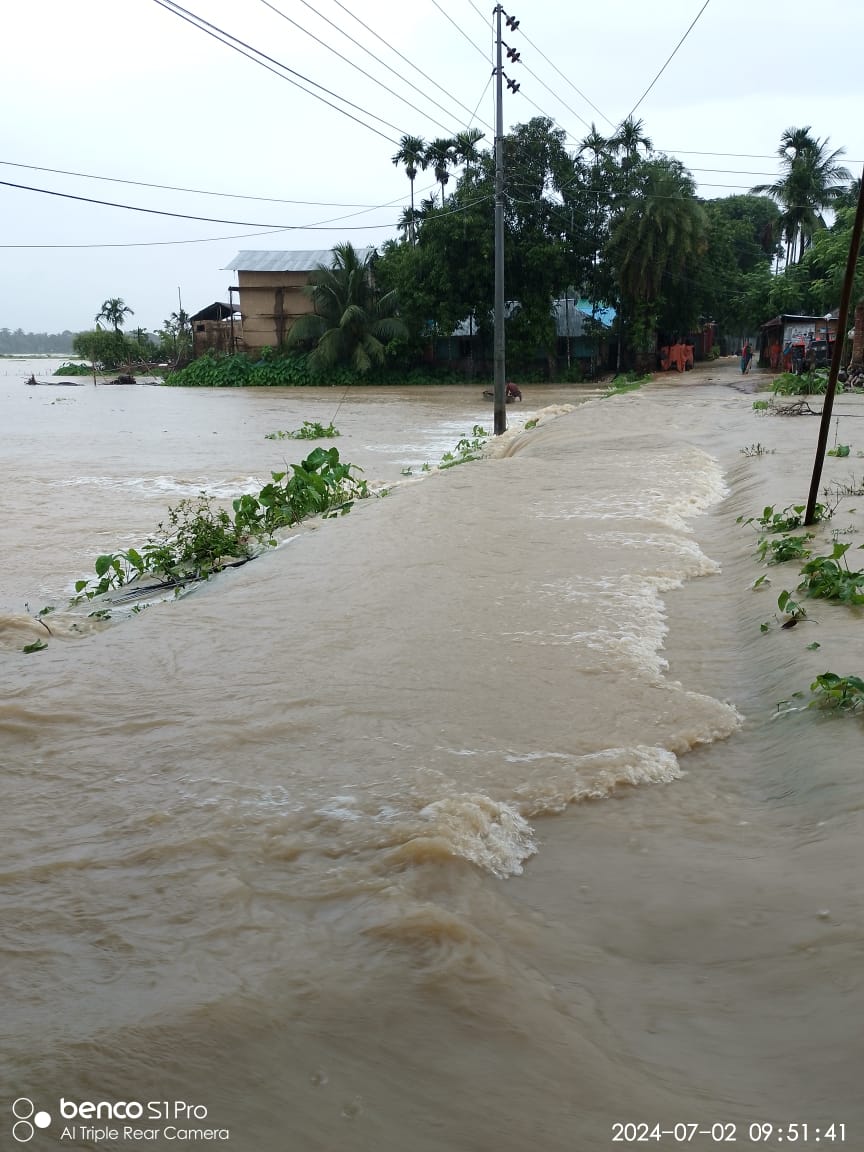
[578,124,609,166]
[285,243,407,374]
[95,298,134,332]
[426,138,456,206]
[392,135,427,245]
[397,207,421,243]
[609,116,652,176]
[452,128,485,180]
[752,127,851,265]
[608,158,707,311]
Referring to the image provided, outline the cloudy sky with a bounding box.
[2,0,863,334]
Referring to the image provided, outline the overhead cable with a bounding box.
[326,0,493,129]
[149,0,404,143]
[255,0,461,135]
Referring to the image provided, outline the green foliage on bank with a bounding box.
[164,348,469,388]
[73,328,158,371]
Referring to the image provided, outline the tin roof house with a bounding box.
[224,249,375,351]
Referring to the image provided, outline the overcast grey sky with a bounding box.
[2,0,862,334]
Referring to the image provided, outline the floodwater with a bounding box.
[2,358,862,1151]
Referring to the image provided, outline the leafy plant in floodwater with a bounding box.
[752,398,773,412]
[603,372,650,397]
[740,443,774,457]
[827,444,851,457]
[796,542,864,605]
[777,589,807,624]
[238,446,369,534]
[808,672,864,713]
[737,502,830,533]
[438,426,489,470]
[266,421,341,440]
[22,639,48,653]
[73,548,148,600]
[70,448,370,612]
[772,370,829,396]
[524,418,539,429]
[756,533,814,565]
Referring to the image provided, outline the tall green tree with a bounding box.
[752,127,851,265]
[95,297,134,332]
[607,157,707,355]
[392,135,427,245]
[426,138,456,205]
[285,243,406,374]
[452,128,485,180]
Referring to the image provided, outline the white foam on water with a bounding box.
[59,475,267,498]
[418,793,538,878]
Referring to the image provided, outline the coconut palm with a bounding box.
[751,127,851,265]
[285,243,407,374]
[426,138,456,206]
[392,135,427,244]
[95,298,134,332]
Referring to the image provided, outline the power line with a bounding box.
[517,60,593,132]
[283,0,492,133]
[428,0,490,61]
[0,178,406,230]
[0,159,424,209]
[465,0,491,28]
[149,0,404,144]
[326,0,493,131]
[0,178,494,246]
[516,28,614,129]
[255,0,461,136]
[623,0,713,123]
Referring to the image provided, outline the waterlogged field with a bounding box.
[2,359,863,1151]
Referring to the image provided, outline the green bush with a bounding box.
[54,361,94,376]
[772,370,828,396]
[166,349,478,388]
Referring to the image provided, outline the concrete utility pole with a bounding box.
[492,5,507,435]
[804,165,864,525]
[492,6,521,435]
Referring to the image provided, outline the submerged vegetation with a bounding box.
[25,425,490,651]
[71,447,369,605]
[266,421,341,440]
[808,672,864,713]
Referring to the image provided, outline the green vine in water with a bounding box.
[72,446,368,604]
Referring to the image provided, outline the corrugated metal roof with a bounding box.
[225,248,374,272]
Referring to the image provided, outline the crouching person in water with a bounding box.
[506,381,522,401]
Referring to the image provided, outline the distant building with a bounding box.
[224,249,374,352]
[759,311,839,369]
[433,298,615,376]
[189,302,239,357]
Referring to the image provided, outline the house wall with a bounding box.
[192,319,233,357]
[236,270,316,350]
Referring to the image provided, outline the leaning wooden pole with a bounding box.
[805,167,864,525]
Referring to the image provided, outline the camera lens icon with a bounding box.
[11,1099,52,1143]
